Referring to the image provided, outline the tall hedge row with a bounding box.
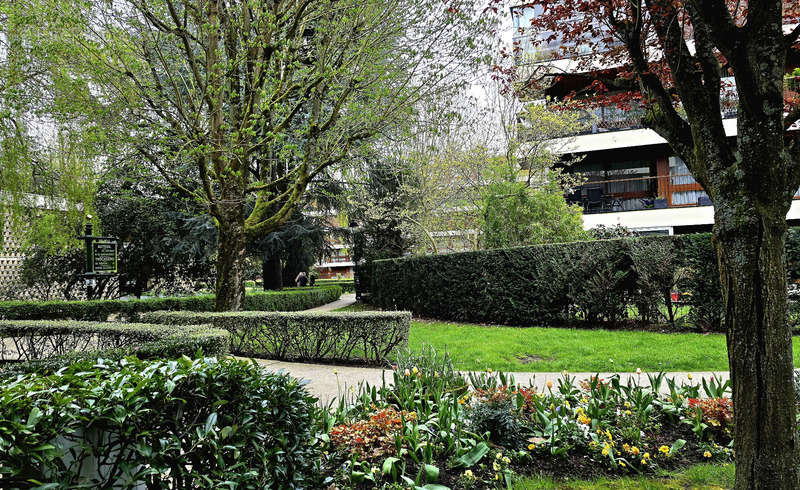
[369,231,800,331]
[0,286,342,321]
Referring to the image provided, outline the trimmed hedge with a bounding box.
[316,279,356,293]
[0,285,342,321]
[0,356,320,487]
[0,320,229,375]
[142,310,411,363]
[370,234,751,330]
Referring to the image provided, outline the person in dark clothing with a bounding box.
[295,271,308,287]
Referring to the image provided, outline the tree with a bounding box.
[0,1,104,250]
[480,168,588,249]
[60,0,490,310]
[253,209,332,290]
[505,0,800,486]
[375,81,588,253]
[95,162,216,298]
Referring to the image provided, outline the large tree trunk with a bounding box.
[215,214,247,311]
[715,203,799,489]
[262,254,283,290]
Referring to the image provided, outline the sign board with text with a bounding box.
[92,241,118,275]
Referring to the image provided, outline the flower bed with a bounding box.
[317,348,738,488]
[140,310,411,363]
[0,285,342,321]
[0,320,229,375]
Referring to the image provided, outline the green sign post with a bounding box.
[79,215,118,297]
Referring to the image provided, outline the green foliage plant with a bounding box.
[142,309,410,363]
[0,356,319,488]
[0,286,341,321]
[0,320,229,376]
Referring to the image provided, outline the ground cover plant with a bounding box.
[316,348,740,488]
[0,356,320,488]
[0,286,341,321]
[515,463,735,489]
[142,310,411,364]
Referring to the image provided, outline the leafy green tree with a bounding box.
[59,0,490,310]
[94,163,216,297]
[0,1,103,249]
[480,166,588,249]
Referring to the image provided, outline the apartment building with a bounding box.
[511,4,800,235]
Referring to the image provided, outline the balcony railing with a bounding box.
[553,90,795,137]
[566,174,709,214]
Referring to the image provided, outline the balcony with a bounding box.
[566,174,709,214]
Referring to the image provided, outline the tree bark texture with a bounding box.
[215,201,247,311]
[714,204,799,489]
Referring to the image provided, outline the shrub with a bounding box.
[315,279,356,293]
[0,356,320,488]
[0,286,342,321]
[679,234,723,331]
[371,232,800,331]
[0,320,229,375]
[141,310,411,363]
[370,236,680,328]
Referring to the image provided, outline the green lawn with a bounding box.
[516,463,735,489]
[334,303,800,372]
[409,320,800,372]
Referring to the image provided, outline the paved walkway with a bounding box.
[242,358,730,405]
[307,293,356,312]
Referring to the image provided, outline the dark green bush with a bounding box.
[315,279,356,293]
[0,356,320,488]
[0,320,229,375]
[371,236,684,328]
[371,230,800,331]
[0,286,342,321]
[141,310,411,363]
[371,233,795,331]
[679,233,724,331]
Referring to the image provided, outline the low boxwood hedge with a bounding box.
[315,279,356,293]
[0,320,229,375]
[0,285,342,321]
[141,310,411,363]
[0,356,320,487]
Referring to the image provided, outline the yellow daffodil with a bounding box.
[632,446,640,455]
[528,443,536,450]
[704,451,712,458]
